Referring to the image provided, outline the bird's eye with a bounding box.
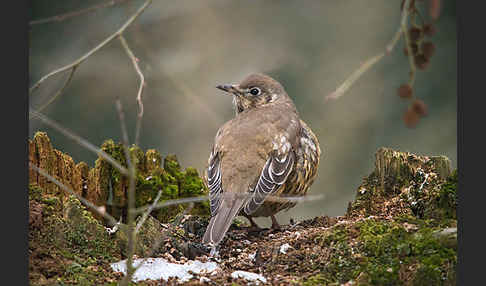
[249,87,261,96]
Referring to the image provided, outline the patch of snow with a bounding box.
[248,252,256,261]
[231,270,267,285]
[279,243,291,254]
[200,276,211,283]
[110,258,219,283]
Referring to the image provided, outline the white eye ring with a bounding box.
[249,87,261,96]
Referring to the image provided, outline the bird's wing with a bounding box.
[243,150,295,215]
[207,149,223,216]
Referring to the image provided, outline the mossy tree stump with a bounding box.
[28,132,210,223]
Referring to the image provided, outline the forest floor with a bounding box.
[29,132,457,285]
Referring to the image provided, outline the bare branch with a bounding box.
[325,53,385,102]
[130,203,198,280]
[325,0,412,101]
[35,66,77,113]
[29,163,118,226]
[115,99,138,286]
[118,34,146,146]
[29,0,131,26]
[135,190,162,234]
[29,109,129,176]
[132,193,326,215]
[29,0,153,95]
[401,1,416,86]
[132,196,209,215]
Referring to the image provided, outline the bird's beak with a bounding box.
[216,84,241,96]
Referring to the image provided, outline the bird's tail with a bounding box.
[202,193,246,245]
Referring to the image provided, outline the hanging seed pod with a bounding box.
[429,0,441,20]
[423,23,437,37]
[422,42,436,59]
[412,99,428,116]
[403,107,420,128]
[397,84,413,98]
[408,27,422,42]
[414,54,430,70]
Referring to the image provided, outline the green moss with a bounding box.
[311,225,361,283]
[96,144,210,222]
[303,274,334,286]
[145,149,162,173]
[129,145,145,172]
[356,219,456,285]
[29,184,43,201]
[114,215,167,257]
[164,154,183,181]
[302,217,456,285]
[134,165,208,222]
[99,139,127,185]
[30,192,122,285]
[435,169,457,219]
[407,169,457,221]
[63,196,119,260]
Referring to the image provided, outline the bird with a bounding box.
[202,73,321,246]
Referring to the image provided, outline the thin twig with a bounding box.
[122,25,223,126]
[29,109,129,176]
[118,34,145,146]
[325,0,412,101]
[401,0,416,86]
[29,0,153,95]
[127,203,196,280]
[132,193,326,215]
[325,53,385,102]
[29,163,118,226]
[115,99,138,286]
[29,0,131,26]
[133,196,209,215]
[171,203,195,228]
[35,66,77,113]
[135,189,162,234]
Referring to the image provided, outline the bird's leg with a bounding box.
[270,215,281,231]
[243,214,263,231]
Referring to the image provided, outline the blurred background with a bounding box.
[29,0,456,226]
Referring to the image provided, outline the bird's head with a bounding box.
[216,73,290,114]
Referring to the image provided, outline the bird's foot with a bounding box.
[242,214,264,232]
[270,215,282,231]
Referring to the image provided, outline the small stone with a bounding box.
[279,243,291,254]
[403,222,418,232]
[200,277,211,283]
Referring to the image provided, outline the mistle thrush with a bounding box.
[202,73,321,245]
